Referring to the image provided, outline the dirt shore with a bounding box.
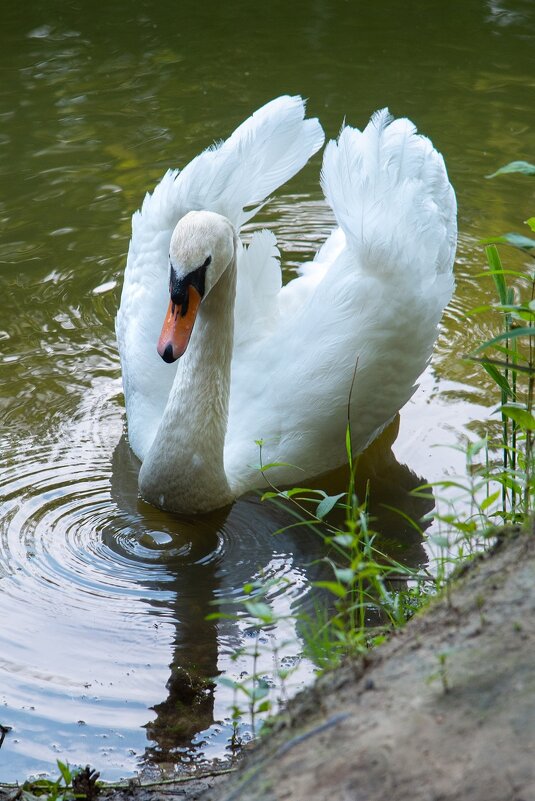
[2,527,534,801]
[199,526,535,801]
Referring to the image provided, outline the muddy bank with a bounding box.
[195,528,535,801]
[2,528,534,801]
[200,527,534,801]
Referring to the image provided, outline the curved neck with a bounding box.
[139,250,237,513]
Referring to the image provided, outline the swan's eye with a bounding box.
[170,261,209,309]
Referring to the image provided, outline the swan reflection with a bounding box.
[108,415,432,768]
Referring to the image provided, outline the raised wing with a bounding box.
[225,111,456,492]
[320,109,457,283]
[116,96,324,460]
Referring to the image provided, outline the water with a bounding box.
[1,0,534,781]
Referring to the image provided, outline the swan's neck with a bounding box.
[139,251,237,513]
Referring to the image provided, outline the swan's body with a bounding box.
[116,96,456,514]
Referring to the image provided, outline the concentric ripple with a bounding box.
[0,358,329,780]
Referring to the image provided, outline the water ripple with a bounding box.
[0,348,327,780]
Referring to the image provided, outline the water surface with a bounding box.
[1,0,534,781]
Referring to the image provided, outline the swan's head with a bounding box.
[157,210,235,363]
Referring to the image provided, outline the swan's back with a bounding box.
[225,110,456,492]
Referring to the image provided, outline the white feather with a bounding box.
[117,99,456,512]
[116,95,324,459]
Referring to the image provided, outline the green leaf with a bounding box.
[287,487,320,496]
[485,245,507,303]
[475,268,533,284]
[465,303,495,316]
[252,682,270,702]
[486,161,535,178]
[236,685,254,699]
[493,304,534,314]
[257,460,304,472]
[260,491,279,500]
[501,405,535,431]
[332,533,355,547]
[494,471,524,493]
[481,233,535,251]
[56,760,72,785]
[316,492,345,519]
[429,479,472,492]
[429,535,450,549]
[244,601,274,623]
[492,343,516,358]
[313,580,347,598]
[480,361,513,397]
[466,438,486,461]
[334,567,355,585]
[262,487,318,502]
[345,424,352,464]
[510,309,535,322]
[217,676,239,689]
[526,217,535,233]
[480,490,501,511]
[474,326,535,353]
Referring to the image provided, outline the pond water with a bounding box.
[1,0,534,782]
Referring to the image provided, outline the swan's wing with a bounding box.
[226,111,456,492]
[178,95,325,228]
[116,96,324,460]
[321,109,457,283]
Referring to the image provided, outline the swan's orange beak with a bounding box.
[157,285,202,363]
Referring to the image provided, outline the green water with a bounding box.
[0,0,534,782]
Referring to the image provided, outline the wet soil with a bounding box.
[2,527,534,801]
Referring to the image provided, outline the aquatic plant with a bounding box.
[18,762,100,801]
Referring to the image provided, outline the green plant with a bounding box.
[469,160,535,521]
[417,164,535,570]
[427,651,450,694]
[21,762,100,801]
[258,430,433,669]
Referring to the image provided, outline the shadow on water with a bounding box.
[108,416,432,769]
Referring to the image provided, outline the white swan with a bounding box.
[116,95,456,514]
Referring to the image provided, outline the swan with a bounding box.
[116,95,456,514]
